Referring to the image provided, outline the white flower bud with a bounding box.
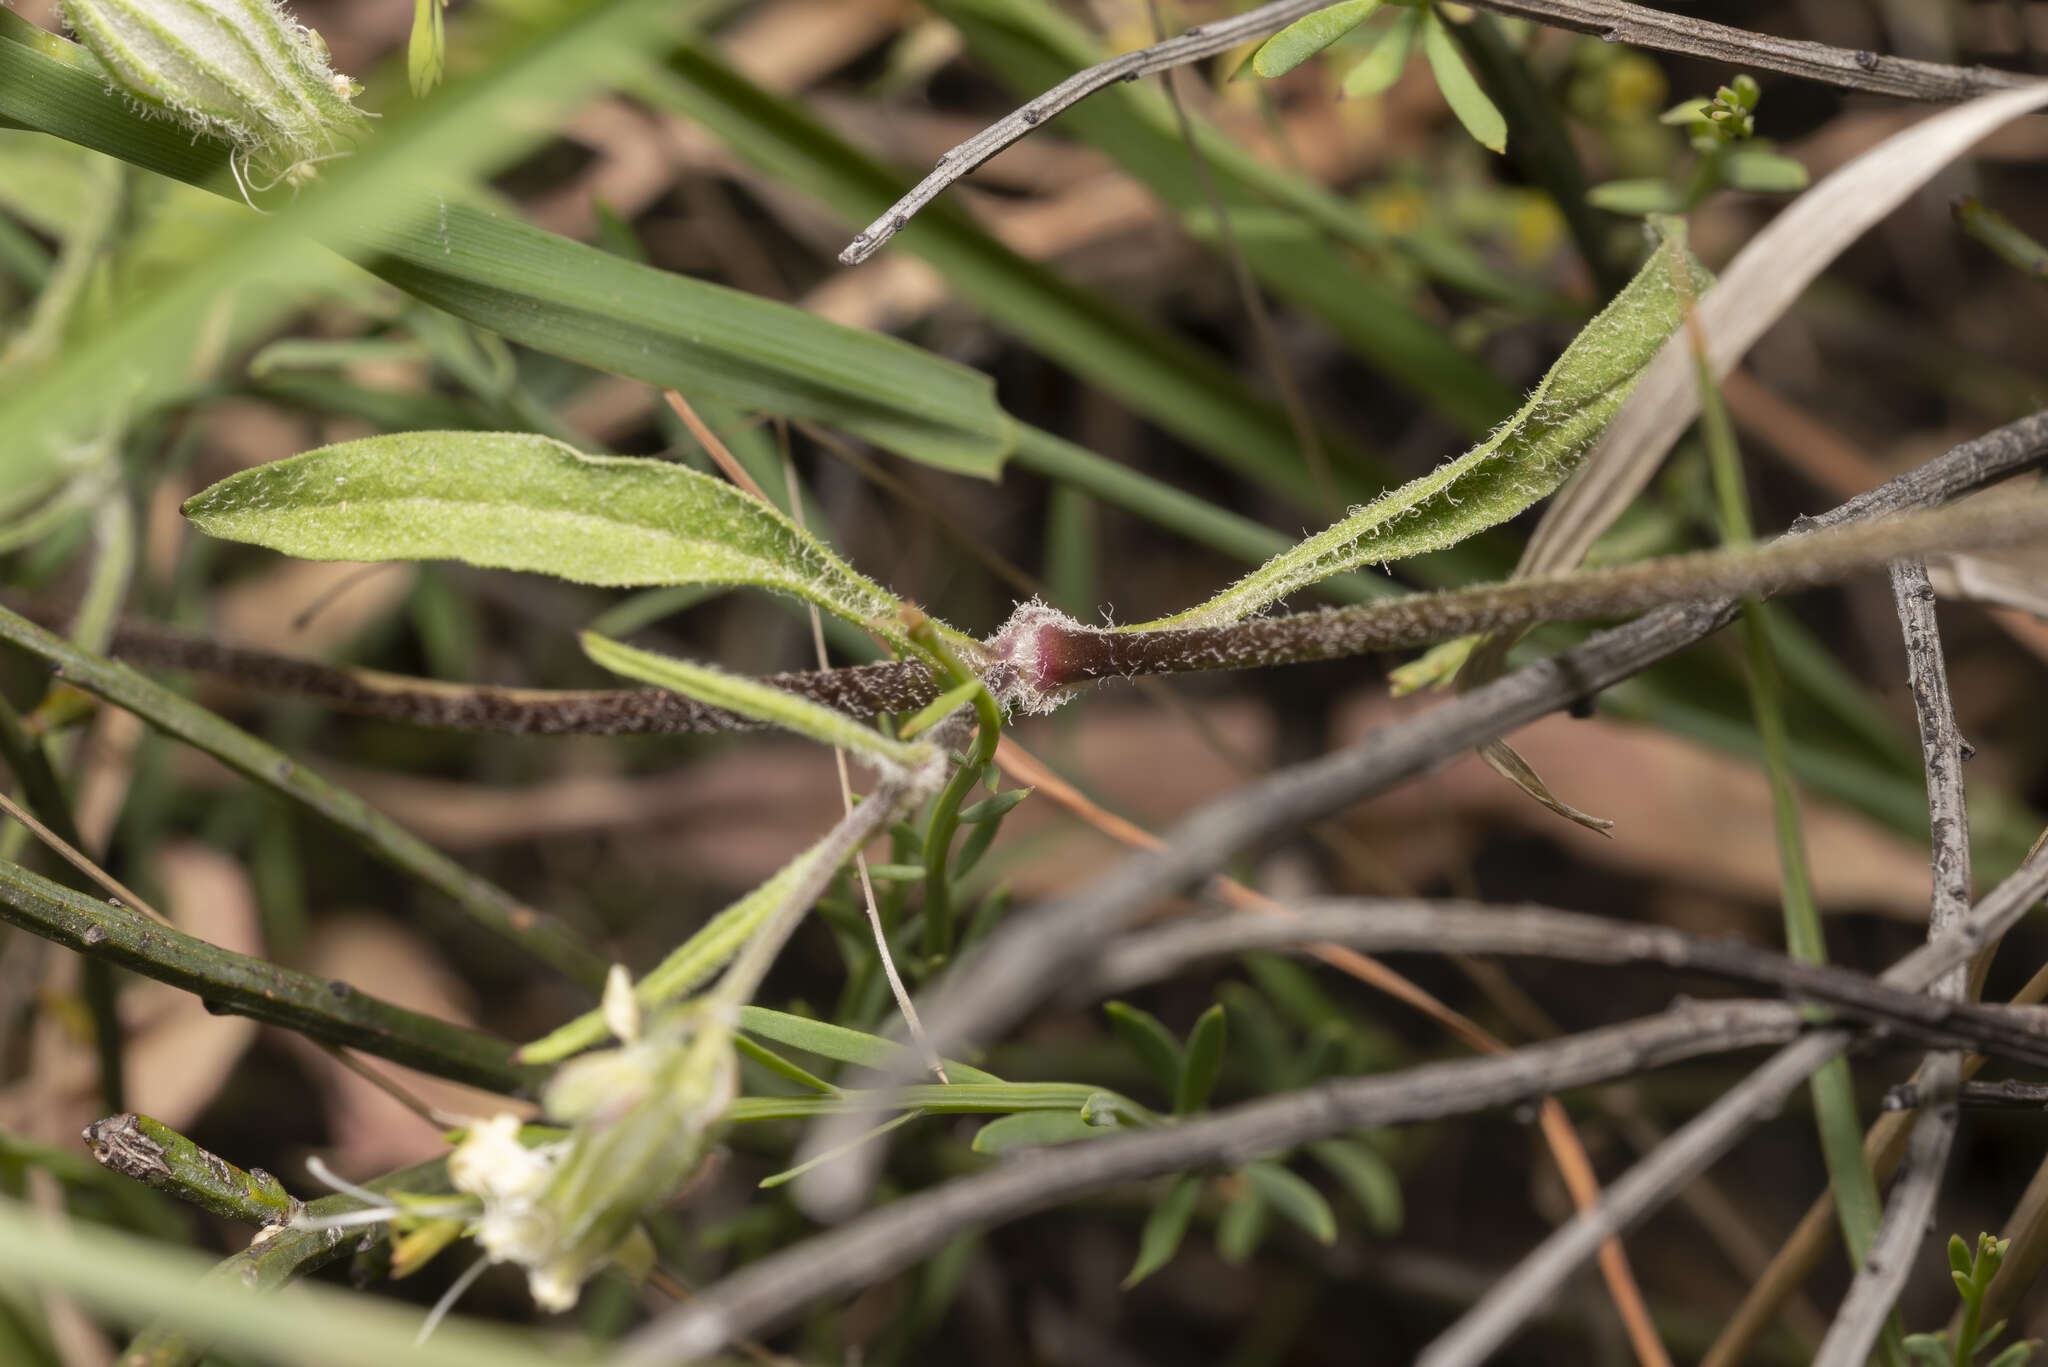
[600,963,641,1045]
[58,0,369,195]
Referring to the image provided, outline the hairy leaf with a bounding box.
[184,433,919,648]
[1252,0,1382,79]
[1142,222,1709,627]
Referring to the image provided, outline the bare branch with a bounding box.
[1808,559,1975,1367]
[1076,898,2048,1068]
[839,0,2037,264]
[617,998,1811,1363]
[1415,847,2048,1367]
[1466,0,2035,101]
[1885,1078,2048,1111]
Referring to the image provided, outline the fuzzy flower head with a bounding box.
[59,0,371,195]
[446,1113,564,1271]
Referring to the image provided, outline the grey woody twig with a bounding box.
[0,858,541,1094]
[840,0,2037,264]
[1078,899,2048,1068]
[1417,847,2048,1367]
[1810,560,1974,1367]
[618,998,1811,1362]
[1885,1078,2048,1111]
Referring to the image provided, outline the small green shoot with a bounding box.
[1590,74,1809,215]
[1903,1234,2037,1367]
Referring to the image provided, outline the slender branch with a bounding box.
[0,603,608,989]
[1809,558,1976,1367]
[0,858,541,1094]
[1884,1078,2048,1111]
[83,1114,303,1228]
[1077,898,2048,1069]
[1813,1057,1959,1367]
[1464,0,2035,101]
[1891,560,1976,947]
[616,998,1812,1362]
[1415,847,2048,1367]
[839,0,2036,264]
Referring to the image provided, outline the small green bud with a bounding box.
[59,0,370,197]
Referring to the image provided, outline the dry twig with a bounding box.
[1808,559,1974,1366]
[840,0,2038,264]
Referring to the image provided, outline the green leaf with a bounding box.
[183,432,921,649]
[734,1006,1001,1083]
[1214,1184,1267,1265]
[1174,1003,1228,1115]
[1139,220,1710,627]
[1308,1138,1403,1235]
[1341,8,1419,98]
[971,1110,1099,1154]
[958,788,1032,823]
[1242,1161,1337,1245]
[1124,1172,1203,1288]
[1253,0,1383,79]
[1951,1234,1975,1278]
[1587,178,1685,215]
[583,633,936,770]
[1104,1001,1184,1096]
[1421,9,1506,154]
[408,0,446,98]
[1983,1343,2037,1367]
[1900,1335,1949,1367]
[1721,147,1810,195]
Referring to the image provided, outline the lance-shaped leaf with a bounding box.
[1252,0,1382,78]
[1137,221,1710,628]
[580,632,936,771]
[1421,8,1506,154]
[184,432,919,648]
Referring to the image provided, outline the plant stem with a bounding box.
[912,626,1003,965]
[83,1114,303,1227]
[0,857,540,1093]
